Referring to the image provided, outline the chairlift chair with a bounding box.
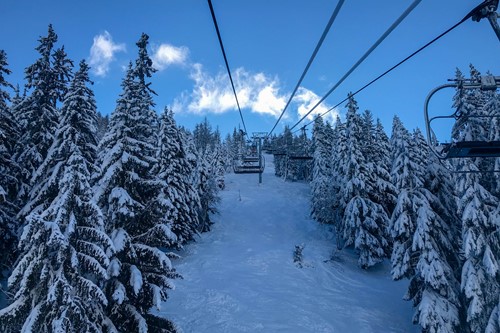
[233,155,265,174]
[424,75,500,163]
[288,155,313,161]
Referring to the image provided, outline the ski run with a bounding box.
[161,155,416,333]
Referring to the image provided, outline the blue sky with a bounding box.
[1,0,499,139]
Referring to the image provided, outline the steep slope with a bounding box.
[160,155,417,333]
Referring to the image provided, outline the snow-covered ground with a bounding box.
[160,155,418,333]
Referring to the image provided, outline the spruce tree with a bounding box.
[456,165,500,333]
[449,66,500,332]
[370,119,396,217]
[406,132,464,333]
[341,94,389,268]
[14,25,62,204]
[93,35,179,332]
[0,60,113,333]
[331,115,347,231]
[0,50,19,278]
[195,148,220,233]
[51,46,74,105]
[156,108,200,246]
[311,116,334,224]
[390,117,425,280]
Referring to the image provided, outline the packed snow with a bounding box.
[160,155,418,333]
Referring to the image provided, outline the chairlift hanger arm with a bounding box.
[424,75,500,163]
[470,0,500,40]
[424,77,500,149]
[424,83,458,149]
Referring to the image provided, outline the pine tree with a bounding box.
[456,165,500,333]
[390,117,425,280]
[0,50,19,278]
[51,46,74,106]
[195,148,220,233]
[341,94,389,268]
[14,25,61,204]
[405,132,464,333]
[93,35,179,332]
[448,66,500,333]
[371,119,397,216]
[156,108,200,246]
[0,60,113,333]
[331,116,347,232]
[211,144,226,190]
[310,116,334,224]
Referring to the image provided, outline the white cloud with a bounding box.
[175,64,287,118]
[152,44,189,71]
[89,31,126,77]
[171,63,339,126]
[294,87,338,124]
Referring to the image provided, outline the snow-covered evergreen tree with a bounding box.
[310,116,334,224]
[390,117,425,280]
[0,50,19,278]
[331,115,347,231]
[51,46,74,106]
[13,25,62,204]
[195,148,220,233]
[370,119,396,217]
[406,132,464,333]
[156,108,200,246]
[273,126,293,178]
[447,66,500,332]
[93,35,179,332]
[211,144,226,190]
[456,164,500,333]
[341,94,389,268]
[0,60,113,333]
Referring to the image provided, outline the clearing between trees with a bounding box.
[160,155,417,333]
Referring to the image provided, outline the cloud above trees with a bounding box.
[88,31,126,77]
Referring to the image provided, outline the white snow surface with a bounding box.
[160,155,417,333]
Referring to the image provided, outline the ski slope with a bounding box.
[161,155,418,333]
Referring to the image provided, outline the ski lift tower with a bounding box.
[253,132,268,184]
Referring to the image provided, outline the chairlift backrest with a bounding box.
[424,75,500,168]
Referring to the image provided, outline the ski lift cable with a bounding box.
[289,0,423,132]
[207,0,249,138]
[267,0,346,138]
[297,0,495,132]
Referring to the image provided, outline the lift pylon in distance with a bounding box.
[424,75,500,164]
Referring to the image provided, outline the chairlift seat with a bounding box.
[288,155,313,160]
[444,141,500,158]
[233,165,264,174]
[242,157,259,163]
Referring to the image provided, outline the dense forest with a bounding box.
[1,24,499,333]
[267,69,500,332]
[0,26,229,332]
